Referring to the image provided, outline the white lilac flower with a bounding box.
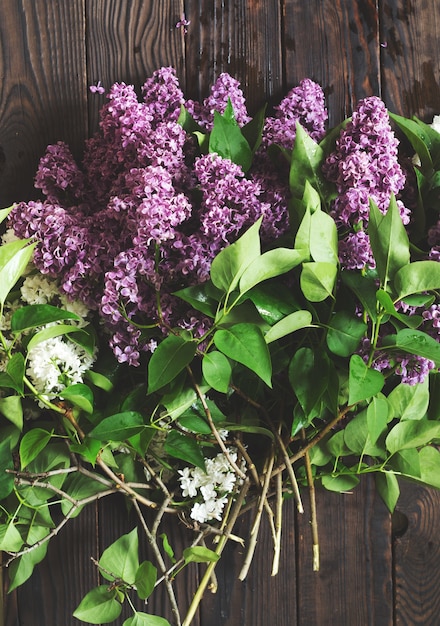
[178,448,246,524]
[26,335,95,400]
[21,274,61,304]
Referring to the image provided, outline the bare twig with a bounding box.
[304,442,319,571]
[271,471,283,576]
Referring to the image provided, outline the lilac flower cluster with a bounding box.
[11,68,326,366]
[262,78,328,149]
[322,96,409,270]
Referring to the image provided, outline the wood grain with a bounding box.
[379,0,440,119]
[394,481,440,626]
[85,0,185,133]
[184,1,284,114]
[284,0,381,126]
[296,477,393,626]
[0,0,87,207]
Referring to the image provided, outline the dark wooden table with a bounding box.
[1,2,440,624]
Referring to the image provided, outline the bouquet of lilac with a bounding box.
[0,67,439,625]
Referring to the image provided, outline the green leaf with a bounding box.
[0,438,14,499]
[70,437,102,465]
[135,561,157,600]
[8,526,49,591]
[183,546,220,565]
[19,428,52,469]
[326,311,367,357]
[174,281,220,317]
[246,282,299,325]
[389,112,434,172]
[26,324,85,352]
[239,247,305,294]
[10,304,81,332]
[375,472,400,513]
[0,395,23,430]
[6,352,25,395]
[265,310,313,344]
[288,348,328,420]
[73,585,122,624]
[147,334,197,394]
[344,410,386,457]
[385,420,440,454]
[387,378,429,421]
[241,104,266,153]
[88,412,144,441]
[289,123,331,200]
[300,262,337,301]
[0,205,14,225]
[0,522,24,552]
[381,328,440,366]
[419,446,440,489]
[123,613,171,626]
[341,271,378,322]
[61,383,94,414]
[209,101,252,171]
[348,355,384,405]
[85,369,114,392]
[214,323,272,387]
[164,430,206,471]
[309,209,339,264]
[0,240,36,306]
[376,289,423,328]
[61,473,110,517]
[389,449,421,479]
[321,473,360,492]
[210,218,262,293]
[366,395,389,444]
[394,260,440,299]
[202,351,232,393]
[159,533,176,563]
[368,196,410,289]
[99,528,139,585]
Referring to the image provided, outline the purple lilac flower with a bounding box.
[35,142,85,204]
[395,355,436,385]
[186,73,251,131]
[422,304,440,339]
[428,219,440,260]
[338,230,375,270]
[323,96,408,229]
[142,67,185,124]
[262,78,327,149]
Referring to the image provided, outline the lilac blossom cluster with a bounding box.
[9,68,327,366]
[322,96,409,271]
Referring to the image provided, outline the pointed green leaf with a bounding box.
[61,383,94,414]
[289,123,331,200]
[209,102,252,171]
[88,412,144,441]
[385,420,440,454]
[0,241,36,306]
[375,472,400,513]
[394,260,440,299]
[164,430,206,471]
[11,304,80,332]
[210,218,262,293]
[326,311,367,357]
[0,395,23,430]
[368,196,410,288]
[147,334,197,394]
[321,473,360,492]
[309,209,339,264]
[19,428,52,469]
[239,247,305,294]
[348,355,384,405]
[135,561,157,601]
[183,546,220,564]
[0,522,24,552]
[387,378,430,421]
[366,395,389,444]
[419,446,440,489]
[376,289,423,328]
[5,353,25,395]
[202,351,232,393]
[123,613,171,626]
[214,323,272,386]
[289,348,329,420]
[300,262,337,301]
[26,324,85,352]
[381,328,440,366]
[73,586,122,624]
[0,438,14,499]
[99,528,139,584]
[265,310,313,344]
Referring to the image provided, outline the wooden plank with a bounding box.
[199,501,297,625]
[4,504,99,626]
[394,482,440,626]
[379,0,440,119]
[184,0,283,114]
[296,477,393,626]
[283,0,381,126]
[0,0,87,207]
[85,0,185,133]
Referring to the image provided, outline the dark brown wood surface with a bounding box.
[1,1,440,624]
